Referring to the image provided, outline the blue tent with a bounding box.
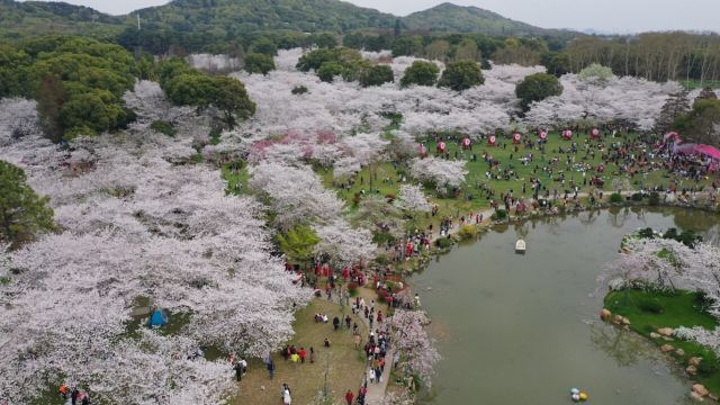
[147,309,169,328]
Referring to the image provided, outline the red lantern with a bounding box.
[562,129,573,140]
[590,128,600,139]
[539,130,548,140]
[437,142,446,153]
[488,135,497,146]
[512,133,522,144]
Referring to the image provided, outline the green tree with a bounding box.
[135,53,157,81]
[540,51,570,77]
[309,33,338,49]
[578,63,615,84]
[35,74,66,143]
[401,60,440,87]
[244,53,275,75]
[437,60,484,91]
[391,36,423,57]
[317,61,345,83]
[275,224,321,267]
[250,37,278,56]
[60,89,126,137]
[296,48,341,72]
[359,65,394,87]
[455,38,479,61]
[515,72,564,110]
[0,160,54,249]
[211,75,257,129]
[673,99,720,145]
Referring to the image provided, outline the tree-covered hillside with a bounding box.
[0,0,123,40]
[402,2,568,37]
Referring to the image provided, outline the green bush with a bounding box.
[291,85,308,95]
[150,120,176,136]
[457,224,477,240]
[631,193,644,202]
[648,191,660,206]
[609,193,624,204]
[492,209,508,221]
[435,237,453,249]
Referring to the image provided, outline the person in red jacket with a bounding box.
[299,347,307,364]
[345,389,354,405]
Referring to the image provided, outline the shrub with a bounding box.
[631,193,644,202]
[373,232,396,246]
[150,120,176,136]
[648,191,660,206]
[385,281,397,292]
[348,282,358,293]
[609,193,624,204]
[457,224,477,240]
[492,209,508,221]
[291,85,309,95]
[435,237,453,249]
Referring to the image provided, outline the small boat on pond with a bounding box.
[515,239,526,253]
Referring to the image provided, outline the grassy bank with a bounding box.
[232,298,368,405]
[604,289,720,393]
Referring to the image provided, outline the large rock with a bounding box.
[690,391,705,402]
[600,309,612,321]
[661,344,675,353]
[689,357,703,366]
[676,348,686,356]
[687,365,698,376]
[658,327,674,337]
[650,332,661,339]
[693,384,710,397]
[621,316,631,325]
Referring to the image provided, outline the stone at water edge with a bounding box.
[693,384,710,397]
[661,344,675,353]
[676,348,686,356]
[690,391,705,402]
[649,332,661,339]
[600,308,612,321]
[658,327,675,337]
[686,365,698,376]
[620,316,631,325]
[689,357,703,366]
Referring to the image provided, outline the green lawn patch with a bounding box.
[605,289,720,393]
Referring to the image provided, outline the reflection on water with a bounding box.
[415,208,718,405]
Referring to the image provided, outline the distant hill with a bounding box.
[0,0,123,40]
[402,2,572,37]
[126,0,397,34]
[0,0,576,48]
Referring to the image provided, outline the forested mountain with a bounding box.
[402,2,561,36]
[0,0,564,46]
[0,0,123,39]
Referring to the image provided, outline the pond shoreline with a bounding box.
[400,201,719,404]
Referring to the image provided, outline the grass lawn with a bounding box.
[605,289,720,393]
[320,132,714,235]
[681,80,720,90]
[232,298,368,405]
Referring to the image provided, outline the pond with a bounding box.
[414,207,720,404]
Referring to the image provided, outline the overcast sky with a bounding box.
[27,0,720,33]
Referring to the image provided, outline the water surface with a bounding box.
[414,207,720,404]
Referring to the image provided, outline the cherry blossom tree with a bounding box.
[388,310,440,386]
[248,162,344,229]
[410,157,467,196]
[313,219,377,267]
[396,184,432,213]
[0,99,311,404]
